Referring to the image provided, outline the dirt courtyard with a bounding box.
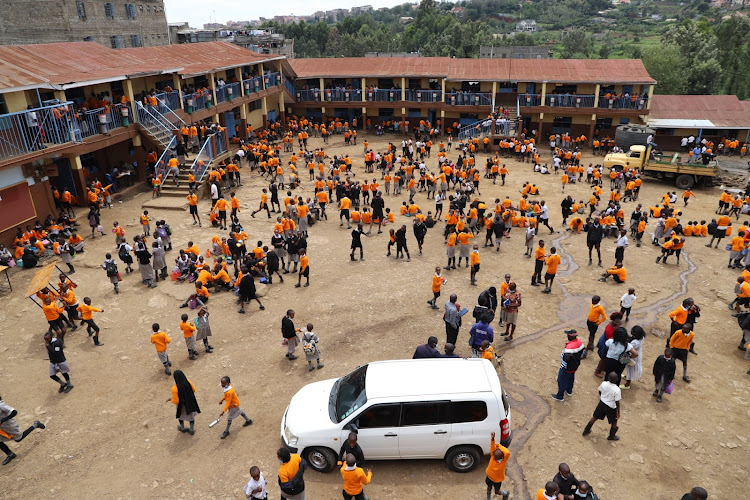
[0,131,748,500]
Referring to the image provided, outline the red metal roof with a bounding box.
[289,57,656,84]
[650,95,750,129]
[0,42,286,92]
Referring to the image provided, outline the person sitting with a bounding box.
[0,245,12,266]
[599,262,627,283]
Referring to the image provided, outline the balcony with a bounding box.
[215,81,242,104]
[520,94,543,107]
[242,76,264,95]
[264,72,282,89]
[545,94,595,108]
[365,89,401,102]
[404,89,442,103]
[154,90,180,111]
[283,77,295,97]
[296,89,320,102]
[323,88,362,102]
[0,101,132,163]
[182,90,214,113]
[445,92,492,106]
[598,95,648,110]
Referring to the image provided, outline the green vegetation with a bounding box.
[260,0,750,96]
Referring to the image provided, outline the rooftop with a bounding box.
[289,57,656,84]
[0,42,289,93]
[648,94,750,129]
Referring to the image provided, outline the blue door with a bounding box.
[224,111,236,138]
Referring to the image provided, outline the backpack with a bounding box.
[105,260,117,277]
[301,332,316,354]
[118,244,129,260]
[164,223,173,236]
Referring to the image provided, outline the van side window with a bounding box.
[401,402,449,426]
[629,150,641,158]
[357,404,400,428]
[450,401,488,423]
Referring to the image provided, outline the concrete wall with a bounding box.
[0,0,169,48]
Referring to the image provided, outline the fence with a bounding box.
[242,76,263,95]
[404,89,442,103]
[182,89,214,113]
[445,92,492,106]
[365,89,400,102]
[264,72,281,88]
[296,89,320,102]
[598,95,647,110]
[324,88,363,102]
[545,94,595,108]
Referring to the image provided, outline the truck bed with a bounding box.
[646,159,718,177]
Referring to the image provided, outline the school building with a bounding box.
[287,57,656,142]
[0,41,295,245]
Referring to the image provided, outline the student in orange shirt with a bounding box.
[531,240,546,287]
[600,262,627,283]
[212,195,230,230]
[485,431,510,499]
[295,249,310,288]
[180,313,198,360]
[340,452,373,500]
[217,376,253,439]
[150,323,172,375]
[584,295,607,355]
[140,210,151,237]
[543,246,561,293]
[77,297,103,346]
[429,267,447,309]
[470,244,481,286]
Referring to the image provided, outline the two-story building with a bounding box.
[0,41,295,244]
[288,57,655,141]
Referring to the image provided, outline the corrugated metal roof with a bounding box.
[289,57,656,84]
[649,95,750,129]
[0,41,288,92]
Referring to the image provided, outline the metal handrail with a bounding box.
[136,101,175,140]
[155,135,177,184]
[445,92,492,106]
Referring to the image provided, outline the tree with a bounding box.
[662,20,722,94]
[560,29,592,58]
[642,43,687,95]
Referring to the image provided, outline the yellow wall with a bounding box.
[4,91,32,113]
[247,108,264,130]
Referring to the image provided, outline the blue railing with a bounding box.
[242,76,263,95]
[215,82,242,104]
[264,72,281,88]
[324,88,362,102]
[546,94,595,108]
[404,89,442,103]
[182,90,214,113]
[154,135,177,183]
[0,101,132,162]
[520,94,543,106]
[296,89,321,102]
[445,92,492,106]
[598,95,647,110]
[283,77,295,97]
[366,89,400,102]
[155,90,180,111]
[193,130,227,184]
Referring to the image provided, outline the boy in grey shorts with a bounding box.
[301,323,324,372]
[0,397,46,465]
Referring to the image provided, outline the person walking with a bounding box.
[340,453,372,500]
[168,370,200,435]
[350,223,366,261]
[622,325,645,389]
[603,327,637,385]
[282,310,301,360]
[582,372,622,441]
[0,396,45,465]
[217,376,253,439]
[429,267,447,309]
[444,294,461,345]
[44,332,73,393]
[669,324,694,383]
[551,329,584,401]
[277,448,306,500]
[484,431,510,500]
[244,465,268,500]
[652,348,676,402]
[237,266,265,314]
[395,224,410,261]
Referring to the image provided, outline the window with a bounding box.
[146,4,150,12]
[130,34,142,47]
[449,401,488,423]
[401,402,448,426]
[125,3,137,18]
[378,108,394,117]
[0,94,8,115]
[110,35,123,49]
[76,1,86,19]
[139,4,143,11]
[552,116,573,130]
[596,118,613,129]
[357,404,400,429]
[83,36,95,42]
[104,2,115,19]
[249,100,260,112]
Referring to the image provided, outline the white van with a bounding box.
[280,358,512,473]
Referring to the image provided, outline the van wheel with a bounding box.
[305,447,336,472]
[446,445,481,472]
[675,174,694,190]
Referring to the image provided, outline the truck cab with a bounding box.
[603,145,648,171]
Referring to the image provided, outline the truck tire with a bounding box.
[304,447,337,472]
[675,174,694,190]
[445,445,481,472]
[615,125,654,149]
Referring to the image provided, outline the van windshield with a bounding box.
[331,364,368,423]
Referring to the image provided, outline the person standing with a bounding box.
[585,218,604,266]
[395,224,411,261]
[501,283,521,341]
[168,370,200,435]
[619,288,637,322]
[180,313,199,361]
[338,432,366,466]
[194,307,214,353]
[542,247,561,294]
[277,448,306,500]
[484,431,510,500]
[244,466,268,500]
[582,372,621,441]
[531,240,545,287]
[469,318,494,358]
[669,324,694,383]
[350,223,366,261]
[583,296,607,357]
[603,327,637,386]
[237,266,265,314]
[551,329,584,401]
[217,376,253,439]
[282,310,301,360]
[429,267,447,310]
[340,453,372,500]
[444,294,461,346]
[615,229,628,264]
[134,236,156,288]
[622,325,645,389]
[44,332,73,393]
[0,397,45,465]
[150,323,171,375]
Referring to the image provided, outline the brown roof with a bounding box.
[650,95,750,129]
[290,57,656,84]
[0,41,289,92]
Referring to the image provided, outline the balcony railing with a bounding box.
[264,72,281,88]
[154,90,180,111]
[193,129,228,184]
[0,101,132,162]
[598,95,648,110]
[283,77,295,97]
[520,94,543,106]
[545,94,595,108]
[215,82,241,104]
[323,88,363,102]
[296,89,320,102]
[365,89,401,102]
[445,92,492,106]
[182,89,214,113]
[404,89,442,103]
[242,76,264,95]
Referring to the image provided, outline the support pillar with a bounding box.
[362,107,367,131]
[320,77,325,103]
[401,77,406,102]
[441,79,446,103]
[540,82,547,107]
[646,84,654,111]
[173,74,184,110]
[124,80,137,124]
[402,108,406,135]
[538,113,544,141]
[361,78,366,103]
[593,84,601,109]
[69,155,87,204]
[209,72,218,110]
[260,64,266,91]
[491,81,497,112]
[262,96,268,128]
[589,113,596,146]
